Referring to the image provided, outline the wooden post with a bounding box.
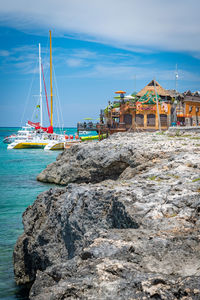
[154,79,161,131]
[98,126,100,141]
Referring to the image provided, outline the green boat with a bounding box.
[80,134,106,141]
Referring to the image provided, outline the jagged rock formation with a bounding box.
[14,132,200,299]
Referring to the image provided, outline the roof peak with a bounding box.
[147,79,160,87]
[137,79,169,97]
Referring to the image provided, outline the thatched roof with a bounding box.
[166,89,184,99]
[183,90,200,97]
[184,90,192,96]
[137,80,170,97]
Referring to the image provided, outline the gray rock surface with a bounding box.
[14,132,200,299]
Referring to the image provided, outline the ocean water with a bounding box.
[0,127,85,300]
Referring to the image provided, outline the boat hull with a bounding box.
[80,134,106,141]
[64,141,80,149]
[44,142,64,150]
[8,142,48,149]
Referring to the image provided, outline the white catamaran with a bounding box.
[8,31,68,150]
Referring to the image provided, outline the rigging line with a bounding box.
[41,41,49,126]
[31,96,39,122]
[55,93,60,130]
[42,36,50,77]
[41,63,51,124]
[41,38,50,94]
[20,59,38,126]
[53,65,64,132]
[42,61,49,125]
[53,70,61,131]
[53,67,64,128]
[32,97,40,121]
[31,68,41,122]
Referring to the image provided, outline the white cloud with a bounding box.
[0,0,200,52]
[66,58,83,67]
[65,49,98,67]
[1,43,199,84]
[62,62,200,84]
[0,44,39,74]
[191,52,200,60]
[72,50,97,59]
[0,50,10,57]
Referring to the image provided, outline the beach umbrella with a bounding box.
[115,90,126,94]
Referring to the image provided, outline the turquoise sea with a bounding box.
[0,127,88,300]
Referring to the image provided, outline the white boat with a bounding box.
[3,134,16,144]
[8,31,67,151]
[8,132,65,150]
[3,124,36,143]
[5,124,35,144]
[79,131,91,135]
[8,128,66,150]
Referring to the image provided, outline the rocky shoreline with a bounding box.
[14,131,200,299]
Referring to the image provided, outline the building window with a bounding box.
[135,114,144,127]
[147,114,155,126]
[160,114,167,126]
[124,114,132,125]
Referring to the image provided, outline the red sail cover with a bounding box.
[41,127,48,132]
[28,121,53,133]
[47,126,53,133]
[28,121,40,128]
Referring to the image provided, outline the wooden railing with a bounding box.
[77,122,98,131]
[77,122,127,133]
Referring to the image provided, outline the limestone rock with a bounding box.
[14,132,200,299]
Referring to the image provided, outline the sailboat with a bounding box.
[8,31,68,150]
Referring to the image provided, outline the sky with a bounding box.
[1,0,200,127]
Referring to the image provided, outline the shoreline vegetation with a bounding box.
[13,131,200,299]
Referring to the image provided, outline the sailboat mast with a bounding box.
[39,43,43,127]
[49,30,53,127]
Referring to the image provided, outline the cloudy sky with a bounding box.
[1,0,200,126]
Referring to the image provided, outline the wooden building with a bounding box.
[104,80,172,132]
[135,90,170,130]
[103,80,200,132]
[176,91,200,126]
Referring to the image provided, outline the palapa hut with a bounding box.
[137,80,171,100]
[135,90,170,129]
[104,80,171,132]
[95,79,200,134]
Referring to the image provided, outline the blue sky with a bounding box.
[1,0,200,127]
